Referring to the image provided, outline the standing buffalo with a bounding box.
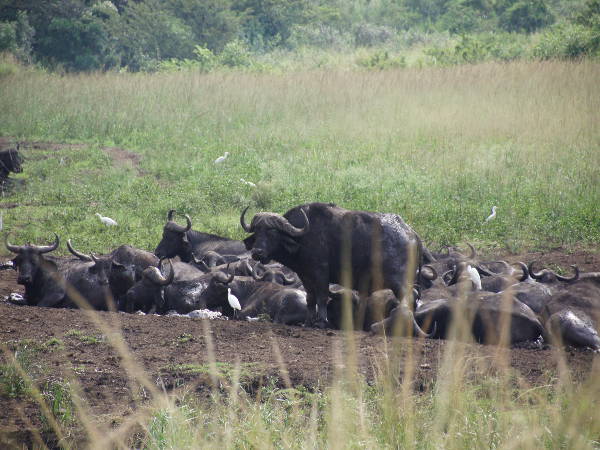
[240,202,432,334]
[154,210,246,262]
[0,146,23,185]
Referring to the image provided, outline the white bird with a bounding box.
[240,178,256,188]
[227,288,241,317]
[466,264,482,290]
[95,213,118,227]
[484,206,497,223]
[214,152,229,164]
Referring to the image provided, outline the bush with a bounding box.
[287,24,352,50]
[218,40,252,67]
[355,50,406,69]
[353,23,394,47]
[533,22,600,59]
[498,0,555,33]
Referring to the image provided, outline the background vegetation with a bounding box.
[0,0,599,73]
[0,59,598,255]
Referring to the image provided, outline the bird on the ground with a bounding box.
[95,213,118,227]
[214,152,229,164]
[227,287,241,318]
[466,264,482,290]
[240,178,256,188]
[484,206,497,223]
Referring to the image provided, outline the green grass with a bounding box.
[64,329,104,345]
[0,60,598,256]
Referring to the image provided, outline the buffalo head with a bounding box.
[6,233,59,285]
[240,206,309,264]
[154,210,192,259]
[126,259,174,313]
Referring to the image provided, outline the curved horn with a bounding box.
[555,265,579,283]
[182,215,192,232]
[475,264,497,277]
[277,208,310,237]
[32,233,60,254]
[421,264,438,281]
[251,264,267,281]
[466,242,476,259]
[144,262,174,286]
[160,259,175,285]
[90,253,100,264]
[67,239,92,261]
[5,233,23,254]
[192,254,210,272]
[281,272,297,285]
[528,261,544,280]
[167,209,175,221]
[514,262,529,281]
[215,262,235,284]
[240,206,252,233]
[414,317,436,338]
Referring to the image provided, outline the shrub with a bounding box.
[355,50,406,69]
[353,23,394,47]
[533,22,600,59]
[218,39,253,68]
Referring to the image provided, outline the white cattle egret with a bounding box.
[240,178,256,188]
[227,287,241,317]
[484,206,497,223]
[96,213,118,227]
[466,264,482,290]
[214,152,229,164]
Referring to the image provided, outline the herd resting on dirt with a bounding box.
[2,202,599,351]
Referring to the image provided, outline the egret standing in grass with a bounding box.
[484,206,497,223]
[240,178,256,188]
[228,287,241,318]
[214,152,229,164]
[96,213,118,227]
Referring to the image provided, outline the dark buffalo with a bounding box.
[0,146,23,183]
[225,276,307,325]
[125,260,234,314]
[241,202,432,334]
[327,286,399,331]
[66,240,159,307]
[6,234,113,309]
[412,292,543,345]
[154,210,246,262]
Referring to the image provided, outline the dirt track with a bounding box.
[0,267,598,447]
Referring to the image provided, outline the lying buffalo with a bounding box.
[241,202,433,334]
[6,234,114,309]
[154,210,246,262]
[0,145,23,184]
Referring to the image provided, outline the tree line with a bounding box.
[0,0,598,72]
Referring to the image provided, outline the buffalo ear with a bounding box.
[282,235,300,254]
[243,235,255,251]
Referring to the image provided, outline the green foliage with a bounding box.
[356,50,406,69]
[219,39,253,67]
[533,22,600,58]
[497,0,555,33]
[0,349,31,398]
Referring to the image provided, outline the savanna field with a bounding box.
[0,61,599,448]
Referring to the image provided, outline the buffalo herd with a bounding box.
[2,203,599,351]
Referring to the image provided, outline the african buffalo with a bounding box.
[327,286,399,331]
[240,202,432,334]
[6,234,113,309]
[154,210,246,262]
[0,146,23,183]
[125,260,233,314]
[225,276,307,325]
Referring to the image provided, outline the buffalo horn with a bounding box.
[421,264,438,281]
[67,239,92,261]
[192,254,210,272]
[282,272,297,285]
[35,233,60,254]
[5,233,23,254]
[555,265,579,282]
[167,209,176,221]
[240,206,252,232]
[279,208,310,237]
[528,261,545,280]
[514,262,529,281]
[466,242,476,259]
